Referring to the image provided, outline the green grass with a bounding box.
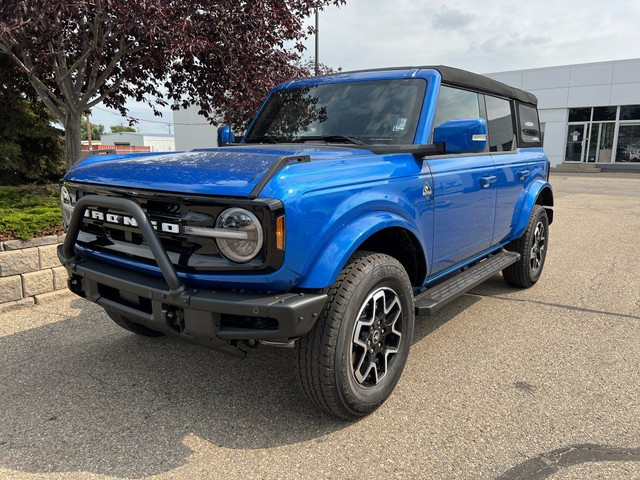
[0,184,63,240]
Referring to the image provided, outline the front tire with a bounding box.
[503,205,549,288]
[294,252,415,419]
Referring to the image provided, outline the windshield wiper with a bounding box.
[245,135,279,144]
[295,135,365,145]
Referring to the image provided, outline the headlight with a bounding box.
[214,208,264,263]
[60,185,74,227]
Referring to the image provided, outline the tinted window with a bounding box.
[486,96,515,152]
[245,79,426,145]
[432,86,480,129]
[593,106,616,121]
[620,105,640,120]
[568,108,591,122]
[517,104,541,145]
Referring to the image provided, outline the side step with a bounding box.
[414,249,520,316]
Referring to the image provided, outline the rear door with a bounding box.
[426,86,498,275]
[488,98,544,243]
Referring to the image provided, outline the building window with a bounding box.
[564,104,640,164]
[619,105,640,120]
[592,107,616,121]
[485,95,515,152]
[568,107,591,122]
[616,124,640,162]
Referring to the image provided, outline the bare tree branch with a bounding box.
[86,55,151,109]
[28,78,66,122]
[0,40,67,118]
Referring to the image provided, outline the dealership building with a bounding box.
[487,58,640,171]
[173,58,640,172]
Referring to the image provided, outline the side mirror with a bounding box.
[217,125,235,146]
[433,118,487,154]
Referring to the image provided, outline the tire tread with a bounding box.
[503,205,548,288]
[294,251,411,419]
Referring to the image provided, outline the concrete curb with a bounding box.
[0,297,35,314]
[34,289,75,305]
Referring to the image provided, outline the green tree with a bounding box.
[81,121,105,141]
[110,124,136,133]
[0,55,65,185]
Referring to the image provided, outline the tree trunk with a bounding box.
[65,111,83,170]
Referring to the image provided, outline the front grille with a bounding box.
[66,183,284,274]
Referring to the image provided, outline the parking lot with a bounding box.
[1,172,639,480]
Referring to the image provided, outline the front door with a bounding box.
[565,123,588,162]
[426,155,497,275]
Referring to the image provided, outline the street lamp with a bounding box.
[315,7,319,76]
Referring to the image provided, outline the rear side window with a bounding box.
[433,86,480,129]
[485,95,515,152]
[518,104,542,146]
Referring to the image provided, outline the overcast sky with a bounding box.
[92,0,640,134]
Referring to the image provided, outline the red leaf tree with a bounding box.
[0,0,344,169]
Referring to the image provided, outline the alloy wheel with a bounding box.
[530,221,546,273]
[350,287,403,387]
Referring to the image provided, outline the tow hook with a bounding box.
[162,306,185,333]
[68,274,85,297]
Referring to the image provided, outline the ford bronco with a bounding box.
[58,66,553,419]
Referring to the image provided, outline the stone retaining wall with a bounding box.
[0,234,70,311]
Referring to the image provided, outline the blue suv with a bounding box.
[59,66,553,419]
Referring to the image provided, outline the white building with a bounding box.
[100,132,176,152]
[486,58,640,172]
[173,105,218,151]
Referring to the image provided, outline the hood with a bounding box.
[65,145,370,197]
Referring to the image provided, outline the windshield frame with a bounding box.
[243,74,433,147]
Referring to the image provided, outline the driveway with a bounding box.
[1,173,639,479]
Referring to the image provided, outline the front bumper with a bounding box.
[58,195,327,357]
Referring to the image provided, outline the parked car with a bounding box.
[58,66,553,419]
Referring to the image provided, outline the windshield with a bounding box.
[245,79,427,146]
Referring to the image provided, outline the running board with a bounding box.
[415,249,520,316]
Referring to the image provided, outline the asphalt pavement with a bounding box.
[0,172,639,479]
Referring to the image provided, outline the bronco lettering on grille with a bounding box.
[84,209,180,234]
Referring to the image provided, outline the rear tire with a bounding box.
[503,205,549,288]
[106,310,165,337]
[294,251,415,420]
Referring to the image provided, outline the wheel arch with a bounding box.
[357,227,427,287]
[298,212,428,289]
[535,185,554,224]
[512,180,554,239]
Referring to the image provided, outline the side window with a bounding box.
[485,95,515,152]
[432,86,480,130]
[518,103,542,146]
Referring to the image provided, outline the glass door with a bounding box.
[586,122,615,163]
[565,123,587,162]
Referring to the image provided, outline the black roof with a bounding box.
[339,65,538,106]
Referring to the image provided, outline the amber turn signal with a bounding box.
[276,215,285,251]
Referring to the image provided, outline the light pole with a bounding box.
[314,7,319,76]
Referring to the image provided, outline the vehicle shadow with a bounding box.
[413,292,482,344]
[0,293,477,478]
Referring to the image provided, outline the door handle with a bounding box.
[479,175,497,188]
[518,170,530,180]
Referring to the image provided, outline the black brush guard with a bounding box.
[58,195,327,357]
